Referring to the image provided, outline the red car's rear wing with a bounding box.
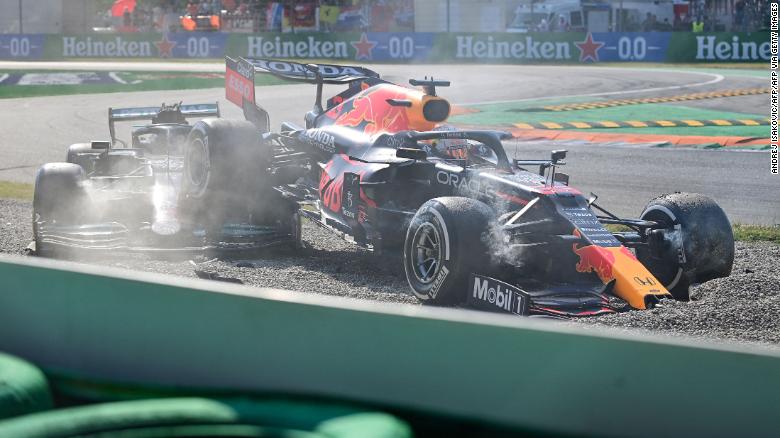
[225,56,380,109]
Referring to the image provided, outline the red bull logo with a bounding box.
[572,242,616,283]
[570,229,671,309]
[328,86,411,136]
[321,83,452,135]
[332,91,376,131]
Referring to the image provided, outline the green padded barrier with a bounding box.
[0,352,53,420]
[0,397,410,438]
[0,255,779,437]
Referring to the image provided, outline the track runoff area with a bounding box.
[0,59,777,347]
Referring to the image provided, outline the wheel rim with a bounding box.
[410,222,443,284]
[187,137,209,191]
[641,206,684,290]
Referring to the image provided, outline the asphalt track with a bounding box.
[0,62,775,224]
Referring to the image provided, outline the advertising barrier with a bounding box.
[0,32,770,63]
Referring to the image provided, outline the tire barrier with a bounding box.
[0,397,411,437]
[0,353,53,420]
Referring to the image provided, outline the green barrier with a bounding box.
[667,32,772,62]
[0,255,778,437]
[0,397,410,437]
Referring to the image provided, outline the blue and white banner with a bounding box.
[359,32,435,62]
[164,32,229,58]
[0,34,46,59]
[0,32,768,63]
[590,33,672,62]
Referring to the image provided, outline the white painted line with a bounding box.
[108,72,128,84]
[0,73,8,84]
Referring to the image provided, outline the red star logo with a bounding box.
[155,34,177,58]
[350,33,377,60]
[575,33,604,63]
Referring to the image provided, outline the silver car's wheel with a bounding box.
[184,136,210,199]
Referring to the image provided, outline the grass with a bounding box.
[604,224,633,233]
[592,222,780,243]
[596,62,766,70]
[0,70,288,99]
[450,99,769,143]
[570,125,769,138]
[451,101,766,128]
[0,181,33,200]
[732,223,780,243]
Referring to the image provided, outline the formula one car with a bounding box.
[32,57,735,317]
[32,102,300,255]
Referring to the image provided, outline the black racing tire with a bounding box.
[404,197,495,305]
[33,163,88,255]
[182,118,265,227]
[182,118,268,201]
[181,118,298,238]
[636,192,734,301]
[0,398,410,437]
[286,209,303,250]
[249,199,302,250]
[0,353,53,420]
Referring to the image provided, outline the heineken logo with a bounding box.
[456,35,572,60]
[247,36,348,59]
[63,36,152,57]
[695,35,771,61]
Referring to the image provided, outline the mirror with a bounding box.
[551,149,567,164]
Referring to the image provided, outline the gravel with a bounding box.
[1,199,415,304]
[578,241,780,348]
[0,199,33,255]
[3,198,779,348]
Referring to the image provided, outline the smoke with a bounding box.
[481,211,539,273]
